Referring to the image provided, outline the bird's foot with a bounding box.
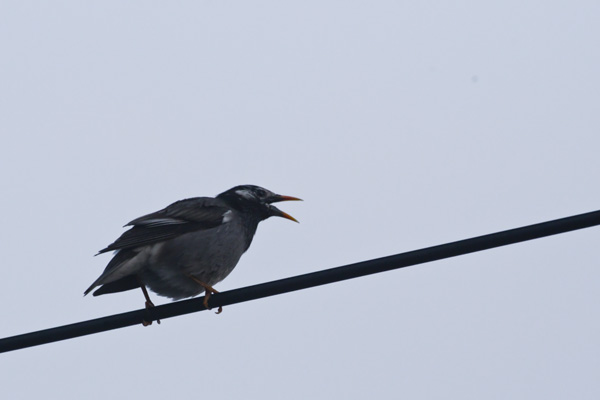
[141,286,161,326]
[203,290,223,314]
[142,301,161,326]
[188,276,223,314]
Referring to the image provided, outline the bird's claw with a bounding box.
[142,299,161,326]
[202,288,223,314]
[191,276,223,314]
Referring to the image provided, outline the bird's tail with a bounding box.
[89,275,141,296]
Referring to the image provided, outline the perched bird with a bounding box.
[85,185,301,321]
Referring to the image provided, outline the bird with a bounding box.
[84,185,301,323]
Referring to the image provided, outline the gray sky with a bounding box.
[1,1,599,399]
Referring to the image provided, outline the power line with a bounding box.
[2,209,600,354]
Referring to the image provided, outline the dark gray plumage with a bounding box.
[85,185,301,305]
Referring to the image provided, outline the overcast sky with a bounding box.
[1,1,599,399]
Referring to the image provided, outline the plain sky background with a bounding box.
[1,1,599,399]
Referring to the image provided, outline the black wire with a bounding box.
[2,209,600,354]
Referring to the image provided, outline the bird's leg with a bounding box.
[188,275,223,314]
[140,284,161,326]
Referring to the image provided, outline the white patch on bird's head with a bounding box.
[235,189,257,200]
[231,185,274,204]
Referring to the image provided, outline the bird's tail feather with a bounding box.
[91,275,141,296]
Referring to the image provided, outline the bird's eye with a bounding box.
[255,189,267,198]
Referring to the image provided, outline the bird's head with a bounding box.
[217,185,302,222]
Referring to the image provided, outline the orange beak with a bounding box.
[268,194,302,223]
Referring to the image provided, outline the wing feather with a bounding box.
[97,197,231,254]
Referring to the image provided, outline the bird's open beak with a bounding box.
[268,194,303,203]
[269,206,299,223]
[268,194,302,223]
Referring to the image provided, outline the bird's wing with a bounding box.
[96,197,232,254]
